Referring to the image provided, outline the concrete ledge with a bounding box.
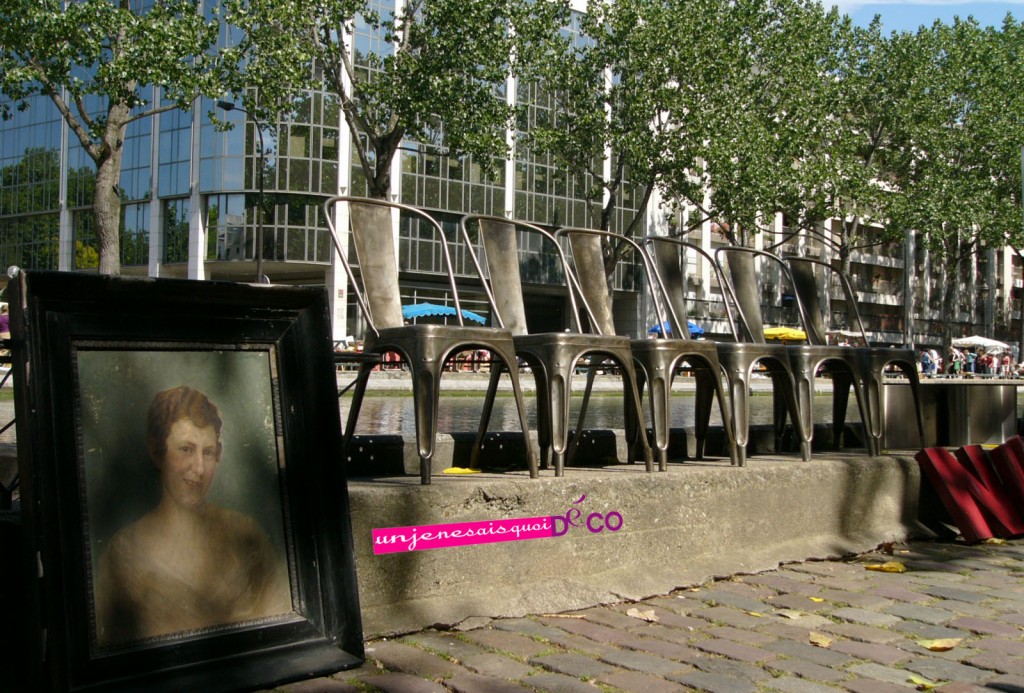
[346,421,871,476]
[349,453,932,638]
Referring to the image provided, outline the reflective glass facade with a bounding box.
[0,1,646,336]
[0,93,63,272]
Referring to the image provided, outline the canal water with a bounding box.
[340,391,842,437]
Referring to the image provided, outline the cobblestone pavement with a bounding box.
[272,538,1024,693]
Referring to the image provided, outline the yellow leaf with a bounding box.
[442,467,481,474]
[744,610,766,618]
[983,537,1008,545]
[864,561,907,573]
[809,632,832,648]
[809,597,825,603]
[918,638,962,652]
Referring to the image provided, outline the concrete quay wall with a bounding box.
[349,453,931,638]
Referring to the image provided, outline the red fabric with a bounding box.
[916,439,1024,543]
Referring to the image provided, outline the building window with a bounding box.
[164,198,190,263]
[0,213,60,271]
[73,211,99,270]
[120,202,150,267]
[205,193,248,261]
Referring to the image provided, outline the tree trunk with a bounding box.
[93,114,128,275]
[368,152,391,200]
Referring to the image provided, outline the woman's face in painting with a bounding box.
[159,418,221,510]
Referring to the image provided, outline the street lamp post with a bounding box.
[217,101,266,283]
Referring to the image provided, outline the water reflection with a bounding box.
[341,393,840,437]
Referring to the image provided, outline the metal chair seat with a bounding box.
[713,340,808,465]
[565,230,738,468]
[786,256,923,455]
[459,215,652,476]
[513,331,650,473]
[325,197,537,484]
[707,247,819,463]
[629,337,737,465]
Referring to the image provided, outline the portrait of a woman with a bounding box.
[93,385,292,646]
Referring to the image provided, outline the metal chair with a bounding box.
[786,255,924,455]
[707,246,810,464]
[459,215,653,475]
[716,246,882,460]
[640,236,740,465]
[558,228,737,468]
[324,197,537,484]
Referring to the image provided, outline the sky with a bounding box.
[830,0,1023,33]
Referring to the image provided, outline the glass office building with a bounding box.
[0,2,652,341]
[1,1,1017,348]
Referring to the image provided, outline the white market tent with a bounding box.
[951,335,1011,352]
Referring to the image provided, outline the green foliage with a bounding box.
[531,0,841,241]
[532,0,1023,261]
[223,0,570,199]
[0,0,226,274]
[886,18,1024,254]
[75,239,99,269]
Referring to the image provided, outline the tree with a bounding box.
[0,0,224,275]
[881,18,1024,347]
[536,0,838,246]
[527,0,838,294]
[659,0,841,248]
[781,18,927,276]
[528,0,676,238]
[224,0,569,200]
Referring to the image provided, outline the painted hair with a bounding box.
[147,386,223,464]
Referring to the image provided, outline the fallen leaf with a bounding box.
[864,561,907,573]
[626,608,659,623]
[809,597,825,603]
[744,610,766,618]
[809,632,832,648]
[918,638,962,652]
[983,537,1008,545]
[908,674,939,690]
[777,610,805,620]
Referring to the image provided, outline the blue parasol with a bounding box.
[402,302,487,325]
[648,320,704,337]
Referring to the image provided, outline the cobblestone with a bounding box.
[529,652,615,679]
[339,539,1024,693]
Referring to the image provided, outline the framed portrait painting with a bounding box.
[9,271,363,692]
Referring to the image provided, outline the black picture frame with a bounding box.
[10,271,363,692]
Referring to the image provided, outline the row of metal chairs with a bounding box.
[325,196,924,484]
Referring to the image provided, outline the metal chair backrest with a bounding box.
[643,236,741,341]
[465,217,529,335]
[557,227,675,337]
[714,246,808,345]
[459,214,587,336]
[786,257,869,346]
[562,230,617,337]
[325,196,465,337]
